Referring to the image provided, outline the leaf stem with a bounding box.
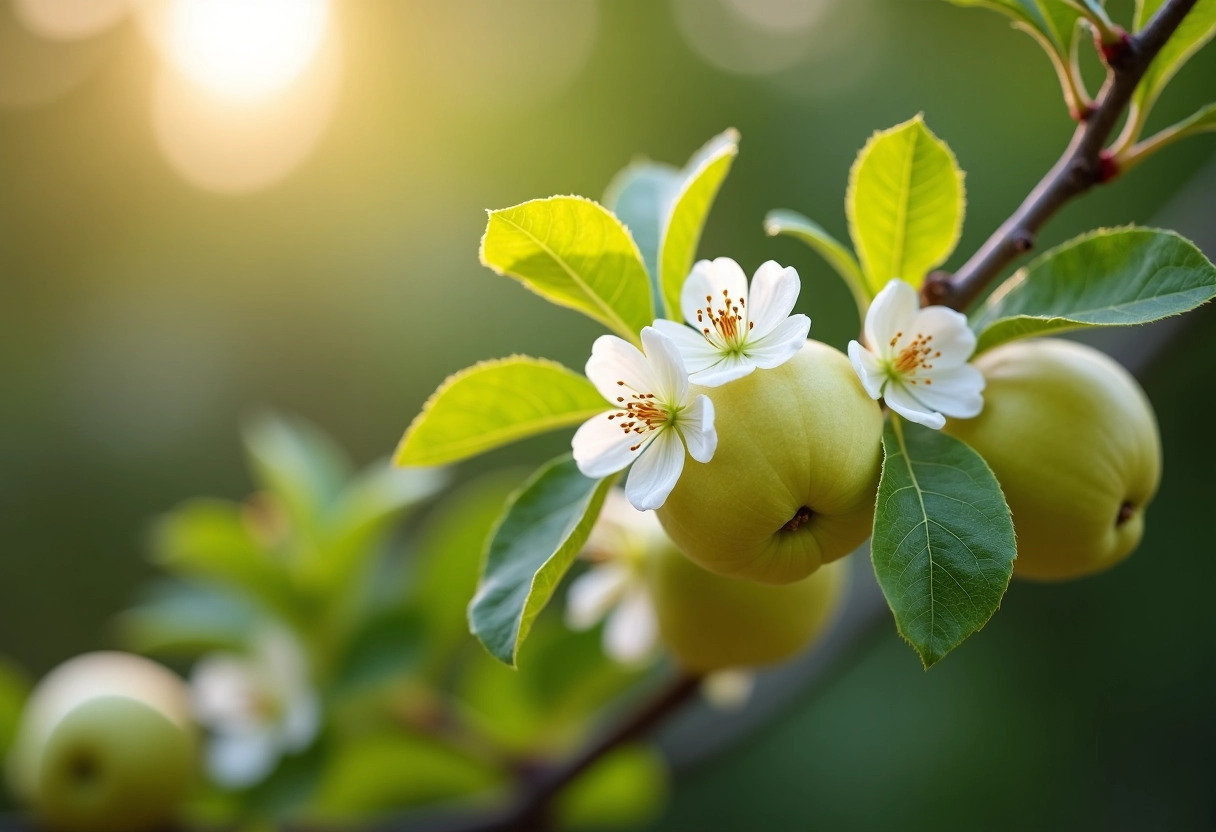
[922,0,1203,312]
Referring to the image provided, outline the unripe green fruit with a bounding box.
[648,545,847,673]
[944,338,1161,582]
[8,652,196,832]
[657,340,884,585]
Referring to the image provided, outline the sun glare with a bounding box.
[165,0,330,103]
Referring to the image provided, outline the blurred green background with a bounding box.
[1,0,1213,829]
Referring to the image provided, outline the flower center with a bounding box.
[889,331,941,384]
[696,289,752,350]
[607,387,671,451]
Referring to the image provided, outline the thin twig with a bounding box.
[922,0,1202,312]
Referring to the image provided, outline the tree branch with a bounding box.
[922,0,1203,312]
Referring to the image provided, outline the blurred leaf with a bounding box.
[395,357,606,468]
[1133,0,1216,119]
[555,744,668,831]
[332,608,425,695]
[847,115,965,293]
[118,580,260,656]
[152,499,300,626]
[943,0,1080,52]
[872,417,1016,668]
[468,455,612,667]
[603,159,682,287]
[1164,100,1216,136]
[0,658,30,763]
[243,414,353,527]
[972,228,1216,353]
[764,209,869,311]
[480,197,654,342]
[311,732,500,817]
[657,129,740,320]
[412,472,527,678]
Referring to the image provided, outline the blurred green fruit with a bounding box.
[944,338,1161,581]
[657,340,883,585]
[648,546,847,673]
[7,652,196,832]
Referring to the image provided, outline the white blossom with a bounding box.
[653,257,811,386]
[848,278,984,429]
[572,327,716,511]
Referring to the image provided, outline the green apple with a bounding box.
[944,338,1161,582]
[648,545,847,673]
[7,652,196,832]
[657,339,884,585]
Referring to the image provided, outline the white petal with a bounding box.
[865,279,919,354]
[206,730,280,789]
[917,364,986,419]
[688,352,756,387]
[680,394,717,463]
[279,690,321,753]
[640,326,689,404]
[190,655,258,730]
[651,319,722,375]
[604,587,658,664]
[909,305,977,366]
[681,257,749,329]
[885,384,947,430]
[848,340,886,401]
[746,261,801,338]
[702,670,755,711]
[625,429,685,510]
[572,412,646,478]
[745,314,810,370]
[585,335,656,403]
[680,260,718,328]
[565,562,631,630]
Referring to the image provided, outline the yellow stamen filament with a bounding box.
[892,333,935,385]
[698,289,752,347]
[606,387,670,451]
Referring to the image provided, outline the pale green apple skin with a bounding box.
[7,652,196,832]
[944,338,1161,582]
[648,545,847,673]
[657,340,884,585]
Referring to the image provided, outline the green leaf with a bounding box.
[972,227,1216,353]
[1133,0,1216,120]
[656,129,740,319]
[943,0,1080,52]
[764,209,870,312]
[480,196,654,341]
[395,356,606,468]
[117,580,260,656]
[468,455,612,667]
[332,608,425,695]
[872,417,1017,668]
[244,414,353,526]
[151,499,300,626]
[1169,100,1216,135]
[846,115,965,293]
[555,744,668,830]
[603,159,682,288]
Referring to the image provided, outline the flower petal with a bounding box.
[917,363,986,419]
[651,319,722,375]
[565,562,631,630]
[604,587,658,664]
[585,334,656,403]
[747,261,801,338]
[625,429,685,510]
[680,394,717,463]
[190,655,259,730]
[848,340,887,400]
[205,729,280,789]
[688,353,756,387]
[572,412,646,479]
[865,279,919,354]
[279,690,321,752]
[909,305,977,367]
[745,314,810,370]
[681,257,749,329]
[885,384,947,430]
[640,326,689,404]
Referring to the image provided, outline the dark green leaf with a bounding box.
[972,227,1216,353]
[872,417,1017,668]
[468,455,612,667]
[332,608,425,695]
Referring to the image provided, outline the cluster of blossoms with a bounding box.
[572,258,985,512]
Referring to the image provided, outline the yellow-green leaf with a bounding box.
[846,115,965,293]
[1133,0,1216,121]
[395,356,606,468]
[480,196,653,342]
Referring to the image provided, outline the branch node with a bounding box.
[1011,231,1035,253]
[1098,149,1120,183]
[920,271,954,307]
[1098,27,1134,69]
